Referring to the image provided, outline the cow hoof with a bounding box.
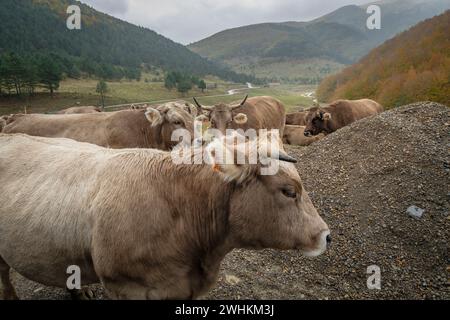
[1,289,19,300]
[69,288,96,300]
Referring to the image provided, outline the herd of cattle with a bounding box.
[0,97,383,149]
[0,96,383,300]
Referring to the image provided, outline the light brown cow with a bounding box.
[194,96,286,136]
[304,99,384,136]
[286,111,308,126]
[2,104,195,150]
[283,125,325,146]
[131,102,198,117]
[0,133,330,300]
[57,106,102,114]
[0,116,7,132]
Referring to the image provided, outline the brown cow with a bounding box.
[194,96,286,136]
[0,134,330,300]
[0,116,8,132]
[57,106,102,114]
[304,99,384,136]
[131,102,198,117]
[283,125,325,146]
[286,111,308,126]
[161,101,199,117]
[3,104,194,150]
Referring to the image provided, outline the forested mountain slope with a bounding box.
[0,0,250,82]
[316,11,450,108]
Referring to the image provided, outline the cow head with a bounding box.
[171,101,199,118]
[193,96,249,134]
[304,108,332,137]
[205,134,331,257]
[145,103,195,150]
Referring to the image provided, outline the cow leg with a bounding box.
[68,287,96,300]
[0,256,19,300]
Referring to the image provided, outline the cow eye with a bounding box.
[281,188,297,199]
[173,120,182,126]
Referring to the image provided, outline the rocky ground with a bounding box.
[8,101,450,300]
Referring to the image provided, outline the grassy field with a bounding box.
[193,85,315,112]
[0,77,315,115]
[225,57,345,83]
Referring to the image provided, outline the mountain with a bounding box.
[0,0,251,82]
[316,10,450,108]
[189,0,450,83]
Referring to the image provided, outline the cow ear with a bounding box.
[185,103,199,117]
[205,136,256,184]
[196,114,210,123]
[234,113,248,125]
[323,112,332,120]
[145,108,163,127]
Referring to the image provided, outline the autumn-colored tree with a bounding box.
[317,11,450,108]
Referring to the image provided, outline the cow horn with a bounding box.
[240,95,248,106]
[193,97,213,111]
[193,97,202,109]
[276,152,298,164]
[231,95,248,110]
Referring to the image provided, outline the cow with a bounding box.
[0,116,8,132]
[161,101,199,117]
[286,111,308,126]
[2,103,195,150]
[283,125,325,146]
[0,133,330,300]
[193,96,286,136]
[57,106,102,114]
[304,99,384,136]
[131,102,198,117]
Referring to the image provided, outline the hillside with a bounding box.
[0,0,250,82]
[189,0,450,83]
[316,10,450,108]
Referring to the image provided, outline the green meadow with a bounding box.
[0,77,315,115]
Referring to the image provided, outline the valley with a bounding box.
[0,77,315,115]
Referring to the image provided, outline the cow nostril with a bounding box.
[326,234,332,245]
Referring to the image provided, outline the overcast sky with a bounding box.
[80,0,371,44]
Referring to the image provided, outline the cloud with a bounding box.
[80,0,371,44]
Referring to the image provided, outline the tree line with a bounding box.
[0,0,255,88]
[0,52,141,97]
[0,52,62,96]
[164,71,207,95]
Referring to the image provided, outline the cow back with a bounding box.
[230,96,286,135]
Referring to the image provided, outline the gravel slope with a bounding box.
[8,101,450,300]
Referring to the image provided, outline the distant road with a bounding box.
[105,83,259,110]
[301,91,315,98]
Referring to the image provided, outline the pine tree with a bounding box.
[38,55,62,96]
[198,79,207,93]
[96,80,108,110]
[177,78,192,96]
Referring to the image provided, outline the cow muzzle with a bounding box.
[303,230,331,258]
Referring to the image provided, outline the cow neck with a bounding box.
[159,159,235,266]
[323,106,337,134]
[187,165,237,293]
[148,124,164,150]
